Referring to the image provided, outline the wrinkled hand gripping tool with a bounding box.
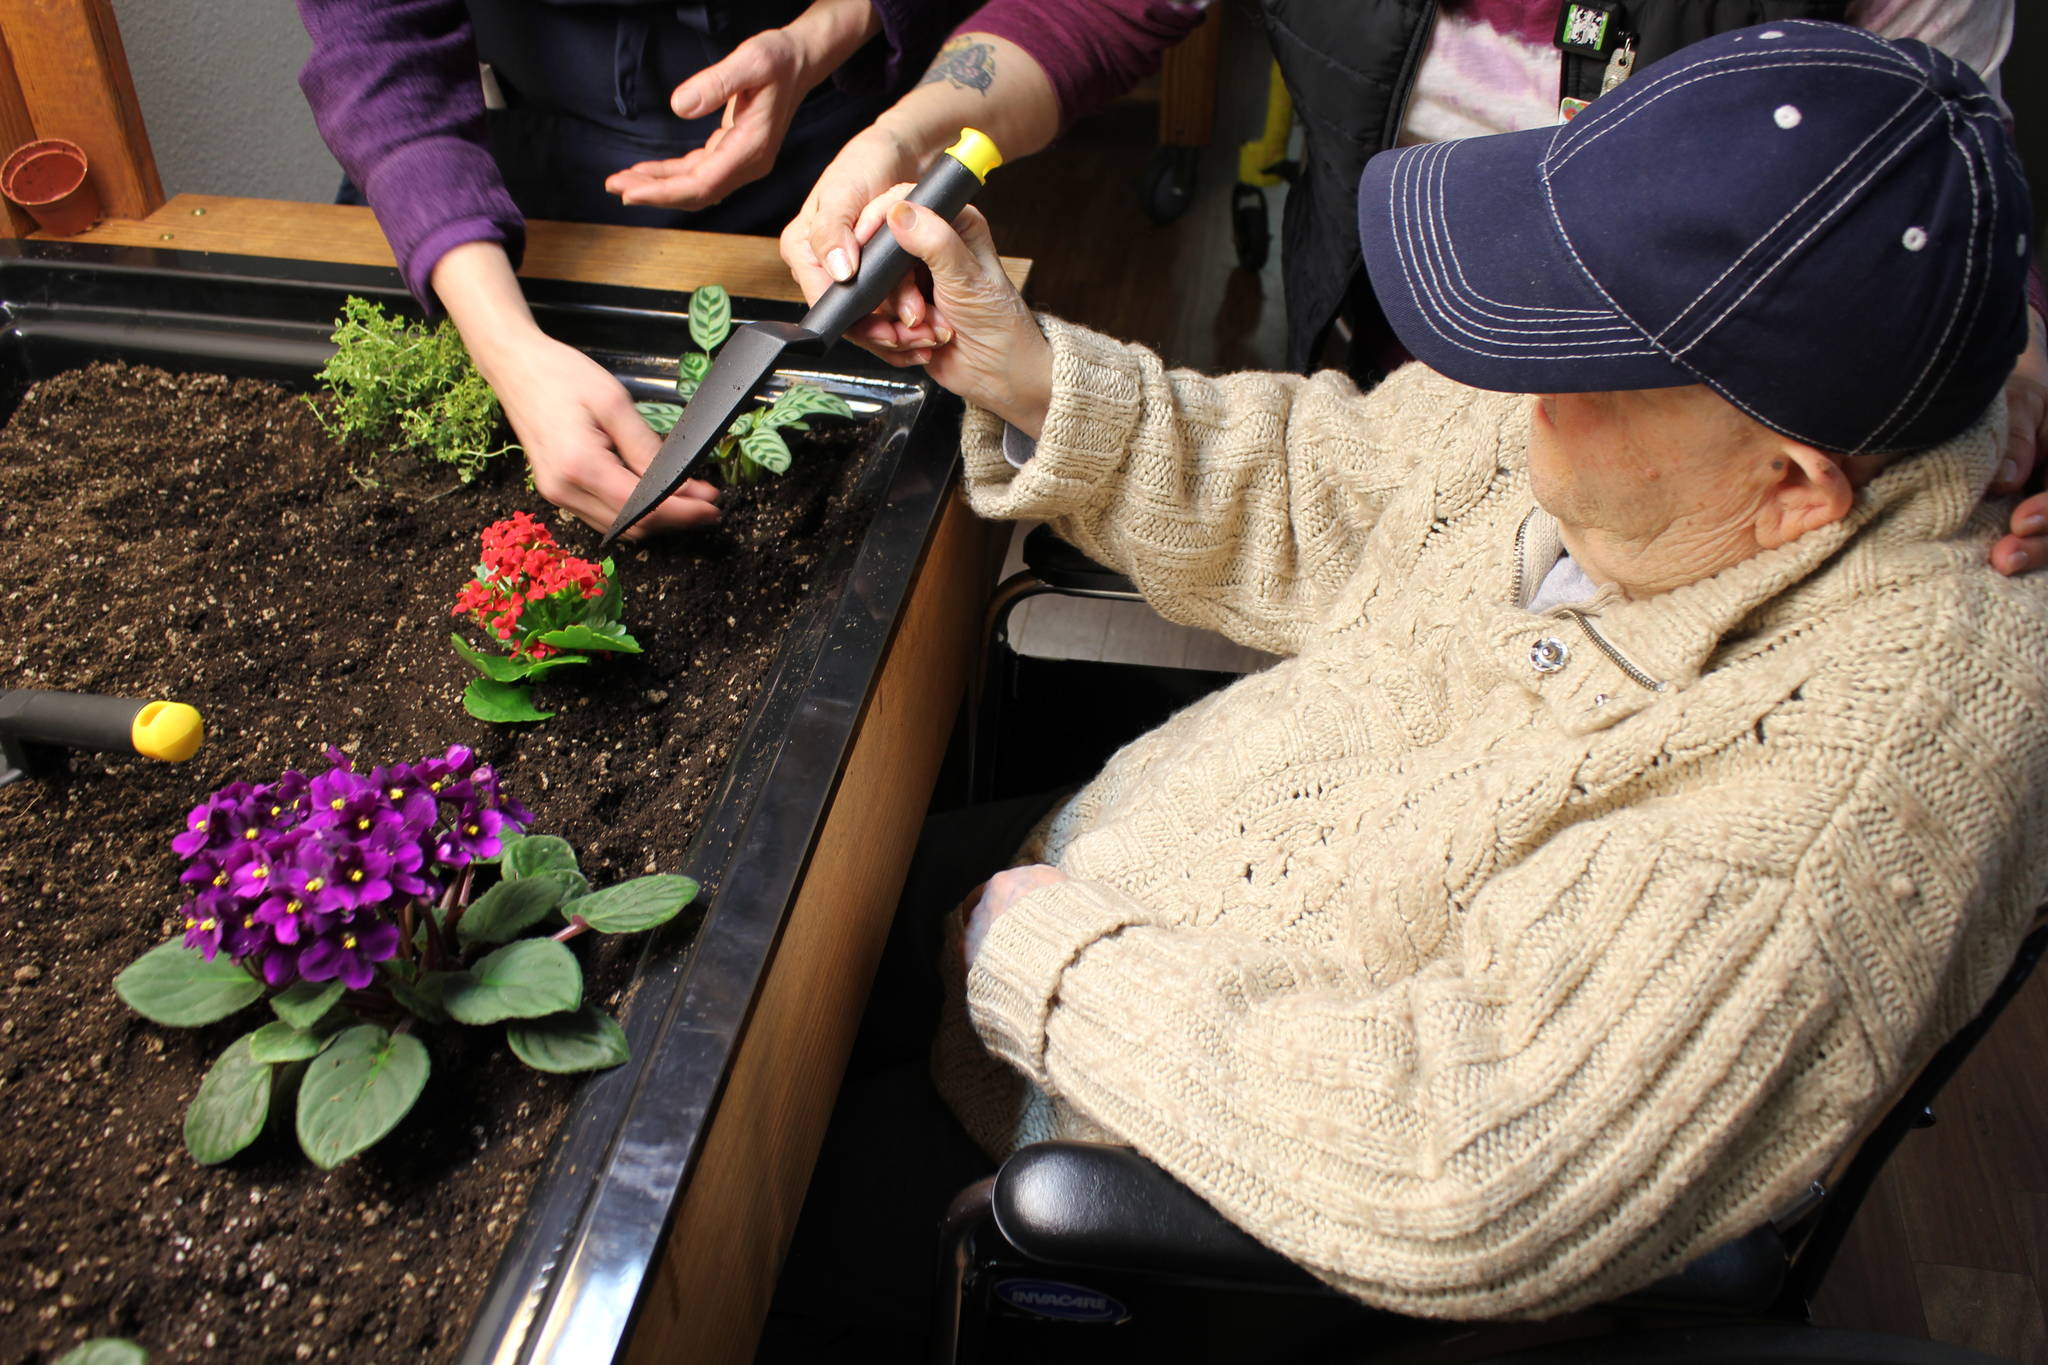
[0,689,204,787]
[598,128,1003,551]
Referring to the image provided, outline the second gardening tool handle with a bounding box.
[797,129,1002,346]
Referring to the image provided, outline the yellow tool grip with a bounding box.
[131,700,204,762]
[944,128,1003,183]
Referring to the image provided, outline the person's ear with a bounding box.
[1754,437,1856,549]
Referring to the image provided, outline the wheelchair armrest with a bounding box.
[991,1141,1318,1287]
[1020,525,1140,597]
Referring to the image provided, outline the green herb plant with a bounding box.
[311,296,517,482]
[634,284,855,487]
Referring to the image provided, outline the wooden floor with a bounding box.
[969,6,2048,1360]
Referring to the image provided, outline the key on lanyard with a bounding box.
[1600,37,1636,94]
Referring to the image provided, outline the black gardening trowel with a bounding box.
[598,128,1003,551]
[0,687,205,786]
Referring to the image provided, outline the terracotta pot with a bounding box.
[1,138,100,236]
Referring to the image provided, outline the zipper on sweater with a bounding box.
[1515,509,1664,692]
[1559,607,1666,692]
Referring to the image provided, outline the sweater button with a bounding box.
[1530,637,1570,673]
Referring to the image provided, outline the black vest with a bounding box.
[1259,1,1855,372]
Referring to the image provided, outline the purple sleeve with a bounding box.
[962,0,1210,129]
[295,0,525,311]
[848,0,969,95]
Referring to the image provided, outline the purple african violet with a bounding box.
[176,746,530,989]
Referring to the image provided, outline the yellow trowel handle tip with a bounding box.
[132,701,204,763]
[945,128,1003,182]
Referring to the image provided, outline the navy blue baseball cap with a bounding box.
[1357,21,2031,454]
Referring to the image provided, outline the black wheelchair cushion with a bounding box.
[1020,524,1139,596]
[992,1142,1317,1287]
[990,1142,1789,1312]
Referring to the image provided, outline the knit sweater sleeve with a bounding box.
[964,606,2048,1317]
[960,319,1488,655]
[295,0,525,310]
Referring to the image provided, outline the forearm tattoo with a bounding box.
[921,36,995,93]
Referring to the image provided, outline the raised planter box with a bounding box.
[0,238,980,1364]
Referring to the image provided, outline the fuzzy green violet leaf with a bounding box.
[184,1033,275,1165]
[450,631,531,683]
[739,424,792,475]
[247,1019,333,1064]
[687,284,732,353]
[501,833,580,880]
[295,1024,431,1170]
[390,971,454,1025]
[116,941,265,1028]
[270,980,345,1030]
[463,677,553,723]
[636,400,683,435]
[535,622,642,654]
[569,875,700,934]
[54,1340,149,1365]
[506,1004,631,1074]
[441,939,583,1024]
[457,872,575,946]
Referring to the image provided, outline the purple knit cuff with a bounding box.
[358,136,524,311]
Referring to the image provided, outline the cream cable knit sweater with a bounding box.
[934,317,2048,1321]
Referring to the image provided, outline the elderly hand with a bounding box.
[836,189,1052,435]
[961,863,1066,969]
[1990,307,2048,575]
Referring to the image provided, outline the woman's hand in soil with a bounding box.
[854,191,1052,438]
[431,240,721,538]
[490,334,723,539]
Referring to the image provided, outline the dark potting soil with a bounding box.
[0,362,880,1363]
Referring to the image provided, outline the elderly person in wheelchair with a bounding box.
[846,21,2048,1329]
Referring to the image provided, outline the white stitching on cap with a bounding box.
[1670,103,1942,356]
[1549,51,1915,176]
[1387,143,1665,361]
[1422,144,1613,319]
[1865,110,1995,451]
[1656,90,1930,345]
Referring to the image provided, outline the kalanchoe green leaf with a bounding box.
[442,939,583,1024]
[739,425,792,475]
[270,980,345,1030]
[457,873,575,946]
[687,283,732,352]
[184,1034,275,1165]
[248,1019,334,1064]
[117,942,265,1028]
[463,678,553,723]
[451,631,531,682]
[54,1339,149,1365]
[535,622,642,654]
[296,1024,430,1169]
[567,874,700,934]
[636,400,683,435]
[507,1004,631,1073]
